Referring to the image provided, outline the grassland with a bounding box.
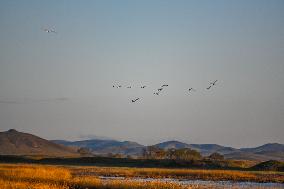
[0,164,196,189]
[0,164,283,189]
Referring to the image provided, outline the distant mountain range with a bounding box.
[0,129,283,161]
[53,139,144,156]
[153,141,284,161]
[224,143,284,161]
[53,139,284,161]
[153,141,237,156]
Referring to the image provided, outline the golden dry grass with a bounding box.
[0,164,195,189]
[0,164,283,189]
[0,164,70,189]
[0,179,69,189]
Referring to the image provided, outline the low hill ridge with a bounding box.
[1,129,283,161]
[0,129,78,157]
[52,139,145,155]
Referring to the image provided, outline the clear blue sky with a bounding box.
[0,0,283,147]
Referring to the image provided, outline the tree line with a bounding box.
[77,146,225,161]
[142,146,224,161]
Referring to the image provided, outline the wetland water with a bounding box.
[99,176,284,189]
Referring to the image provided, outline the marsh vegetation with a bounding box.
[0,164,283,189]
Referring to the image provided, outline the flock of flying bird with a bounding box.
[41,27,218,103]
[113,80,218,103]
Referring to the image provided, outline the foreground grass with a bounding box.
[0,164,283,189]
[0,164,201,189]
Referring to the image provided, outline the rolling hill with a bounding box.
[1,129,283,161]
[53,139,284,161]
[154,141,284,161]
[225,143,284,161]
[241,143,284,154]
[154,141,238,156]
[154,140,191,150]
[53,139,145,156]
[0,129,78,157]
[251,160,284,171]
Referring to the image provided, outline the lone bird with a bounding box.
[153,92,159,95]
[131,98,140,103]
[141,86,146,88]
[157,88,163,92]
[42,27,57,34]
[210,80,218,86]
[161,84,168,87]
[127,86,131,88]
[188,88,196,92]
[206,85,212,90]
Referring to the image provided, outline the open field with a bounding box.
[0,164,200,189]
[0,164,283,189]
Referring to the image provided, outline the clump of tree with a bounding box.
[77,147,92,156]
[208,152,224,161]
[167,148,201,160]
[142,147,202,160]
[106,153,124,158]
[142,146,166,159]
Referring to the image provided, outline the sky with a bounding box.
[0,0,283,148]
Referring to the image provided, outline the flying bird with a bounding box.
[157,88,163,92]
[206,80,218,90]
[153,92,159,95]
[188,88,196,92]
[141,86,146,88]
[127,86,131,88]
[161,84,168,87]
[210,80,218,86]
[42,27,57,34]
[131,98,140,103]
